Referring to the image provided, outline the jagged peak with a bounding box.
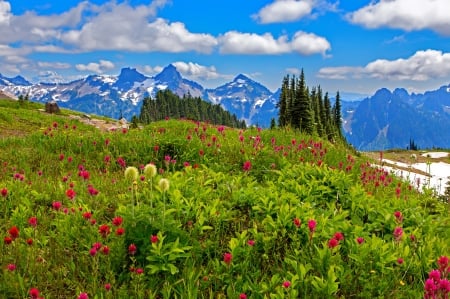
[155,64,182,82]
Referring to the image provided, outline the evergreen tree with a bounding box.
[277,76,289,127]
[333,91,342,136]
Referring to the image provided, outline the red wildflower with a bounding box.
[102,246,110,255]
[78,292,89,299]
[393,227,403,241]
[112,216,123,226]
[52,201,62,210]
[356,237,365,244]
[28,217,37,227]
[239,293,247,299]
[7,263,16,271]
[438,256,449,272]
[99,224,111,238]
[1,187,7,197]
[293,218,301,228]
[308,219,317,233]
[136,268,144,275]
[26,238,33,245]
[115,227,125,236]
[128,243,137,255]
[328,238,339,249]
[247,240,255,247]
[82,212,92,220]
[89,247,97,256]
[394,211,403,223]
[9,226,19,239]
[4,236,12,244]
[282,281,291,288]
[104,283,111,291]
[66,188,76,200]
[150,234,159,244]
[243,160,252,171]
[223,252,233,265]
[333,232,344,241]
[397,258,404,265]
[29,288,40,299]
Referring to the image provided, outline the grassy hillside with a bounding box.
[0,98,448,299]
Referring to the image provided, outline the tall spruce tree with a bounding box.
[333,91,342,136]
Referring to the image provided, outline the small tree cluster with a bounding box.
[138,89,246,128]
[277,70,343,141]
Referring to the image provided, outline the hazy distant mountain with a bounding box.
[343,86,450,150]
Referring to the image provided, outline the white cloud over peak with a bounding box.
[318,50,450,81]
[173,62,224,81]
[254,0,314,24]
[218,31,330,56]
[348,0,450,35]
[75,60,115,73]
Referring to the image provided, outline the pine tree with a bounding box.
[277,76,290,127]
[333,91,342,136]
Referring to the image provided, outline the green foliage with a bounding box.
[277,71,344,142]
[0,103,448,298]
[139,89,246,128]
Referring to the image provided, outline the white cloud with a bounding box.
[0,0,11,25]
[291,31,331,55]
[37,61,71,69]
[318,50,450,81]
[285,67,302,75]
[34,71,66,83]
[347,0,450,35]
[219,30,330,56]
[254,0,314,24]
[60,2,217,53]
[75,60,115,74]
[172,62,223,80]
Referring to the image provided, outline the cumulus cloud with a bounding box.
[254,0,314,24]
[347,0,450,35]
[219,30,330,56]
[172,62,224,80]
[291,31,331,55]
[37,61,71,69]
[0,0,11,25]
[318,50,450,81]
[60,2,217,53]
[75,60,115,73]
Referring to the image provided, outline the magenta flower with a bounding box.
[393,227,403,241]
[150,234,159,244]
[243,161,252,171]
[356,237,365,244]
[78,292,89,299]
[308,219,317,233]
[7,264,16,271]
[293,218,301,228]
[223,252,233,265]
[328,238,339,249]
[128,243,137,255]
[282,281,291,288]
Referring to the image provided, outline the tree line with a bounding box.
[138,89,246,128]
[277,69,343,141]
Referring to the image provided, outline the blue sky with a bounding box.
[1,0,449,97]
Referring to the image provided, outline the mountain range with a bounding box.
[1,65,449,150]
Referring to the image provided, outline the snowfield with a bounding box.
[379,152,450,196]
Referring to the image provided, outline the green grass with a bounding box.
[0,99,448,299]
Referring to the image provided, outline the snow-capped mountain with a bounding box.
[0,65,277,125]
[205,74,279,126]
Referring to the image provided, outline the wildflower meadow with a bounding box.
[0,99,449,298]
